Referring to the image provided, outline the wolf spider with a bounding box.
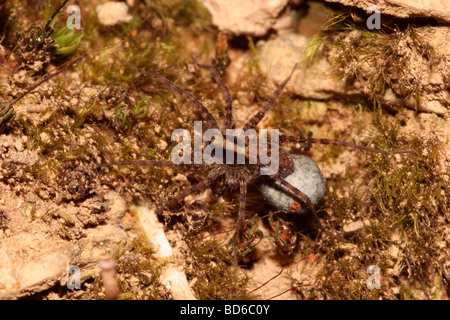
[109,58,413,264]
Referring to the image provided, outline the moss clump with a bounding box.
[305,10,441,109]
[187,237,258,300]
[301,109,449,300]
[368,111,448,239]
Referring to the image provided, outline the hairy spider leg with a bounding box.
[191,56,234,131]
[232,178,248,264]
[243,64,297,131]
[98,160,211,170]
[154,173,222,215]
[271,174,347,243]
[99,161,223,215]
[120,58,220,131]
[280,136,415,155]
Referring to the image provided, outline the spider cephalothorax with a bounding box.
[109,58,413,263]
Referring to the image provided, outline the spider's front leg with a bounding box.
[98,160,221,215]
[280,135,415,155]
[120,58,220,131]
[191,57,234,131]
[154,174,220,216]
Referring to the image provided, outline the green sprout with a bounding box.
[51,25,83,56]
[114,103,132,131]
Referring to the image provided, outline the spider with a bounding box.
[106,57,413,264]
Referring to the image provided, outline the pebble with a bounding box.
[174,173,188,183]
[70,98,79,106]
[157,140,168,151]
[343,220,364,233]
[259,153,326,214]
[39,132,50,144]
[14,140,24,152]
[202,0,290,36]
[96,2,132,26]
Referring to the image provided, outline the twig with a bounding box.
[133,205,196,300]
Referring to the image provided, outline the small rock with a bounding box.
[14,140,24,152]
[106,191,127,221]
[70,98,79,106]
[343,220,364,234]
[259,154,326,214]
[1,138,10,148]
[96,2,132,26]
[202,0,292,36]
[259,33,356,100]
[392,286,401,295]
[174,173,188,183]
[157,139,168,151]
[39,132,51,144]
[389,245,400,259]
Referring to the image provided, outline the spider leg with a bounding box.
[191,57,234,131]
[98,160,210,170]
[155,172,222,215]
[232,178,248,265]
[271,174,347,243]
[243,64,297,131]
[120,58,219,131]
[280,136,415,155]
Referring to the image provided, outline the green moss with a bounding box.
[309,108,448,300]
[305,10,438,107]
[368,123,448,240]
[208,199,237,217]
[188,237,258,300]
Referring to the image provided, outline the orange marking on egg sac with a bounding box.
[290,201,302,213]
